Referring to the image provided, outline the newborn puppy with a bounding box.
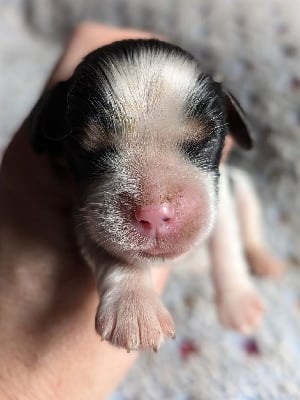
[30,39,260,351]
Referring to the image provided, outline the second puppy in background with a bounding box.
[30,39,282,351]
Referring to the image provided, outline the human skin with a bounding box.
[0,23,170,400]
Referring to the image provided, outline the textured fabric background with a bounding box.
[1,1,300,399]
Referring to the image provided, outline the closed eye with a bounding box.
[88,145,119,174]
[180,133,223,170]
[67,143,119,180]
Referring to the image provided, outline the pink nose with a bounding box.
[134,203,176,238]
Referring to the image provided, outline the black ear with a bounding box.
[224,91,253,150]
[29,80,70,156]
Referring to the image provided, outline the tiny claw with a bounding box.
[167,330,176,339]
[153,346,158,353]
[126,348,131,353]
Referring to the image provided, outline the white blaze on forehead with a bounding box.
[102,49,200,142]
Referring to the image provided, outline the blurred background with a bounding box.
[1,0,300,398]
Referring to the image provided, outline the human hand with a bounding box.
[0,23,170,400]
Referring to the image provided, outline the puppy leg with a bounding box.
[209,167,264,334]
[230,167,284,277]
[93,259,175,352]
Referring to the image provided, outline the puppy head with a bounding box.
[30,39,251,264]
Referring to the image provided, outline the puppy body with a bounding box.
[30,39,268,351]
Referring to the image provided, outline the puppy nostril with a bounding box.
[134,203,176,238]
[140,220,152,229]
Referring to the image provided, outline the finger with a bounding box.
[151,264,172,294]
[48,22,159,86]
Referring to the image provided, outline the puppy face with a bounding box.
[30,39,251,265]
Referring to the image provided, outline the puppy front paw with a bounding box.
[95,287,175,352]
[216,285,264,334]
